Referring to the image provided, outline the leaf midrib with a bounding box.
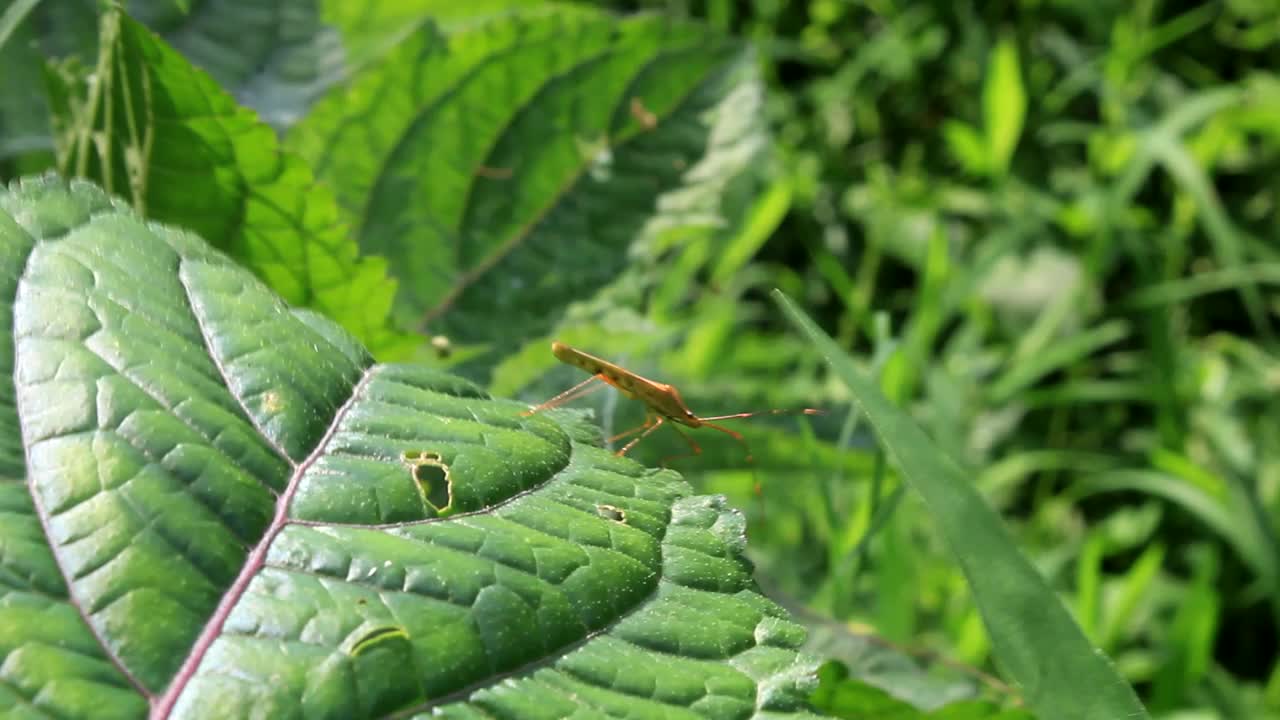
[149,364,376,719]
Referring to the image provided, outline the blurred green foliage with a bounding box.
[562,1,1280,717]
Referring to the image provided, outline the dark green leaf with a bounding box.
[290,6,767,348]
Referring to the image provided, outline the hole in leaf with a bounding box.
[401,450,452,513]
[596,504,627,524]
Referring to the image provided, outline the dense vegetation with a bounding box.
[583,1,1280,717]
[1,0,1277,718]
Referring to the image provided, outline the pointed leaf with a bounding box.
[982,37,1025,177]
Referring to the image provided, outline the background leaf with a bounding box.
[982,36,1025,178]
[289,6,768,354]
[46,11,412,359]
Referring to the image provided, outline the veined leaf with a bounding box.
[47,10,413,359]
[0,174,820,718]
[289,6,767,348]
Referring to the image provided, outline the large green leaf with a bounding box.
[0,174,820,718]
[774,290,1150,720]
[46,11,412,359]
[289,5,767,348]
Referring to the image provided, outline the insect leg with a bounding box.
[607,411,657,444]
[522,374,607,416]
[616,415,666,457]
[704,421,765,518]
[659,425,703,468]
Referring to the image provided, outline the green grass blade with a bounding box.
[773,288,1151,720]
[986,319,1130,405]
[983,35,1026,177]
[1123,263,1280,310]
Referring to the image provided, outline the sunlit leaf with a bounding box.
[0,174,822,719]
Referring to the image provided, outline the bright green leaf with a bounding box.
[982,36,1025,177]
[321,0,541,68]
[942,120,989,176]
[710,178,793,287]
[774,289,1151,720]
[0,174,821,718]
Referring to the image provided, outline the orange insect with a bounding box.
[523,342,822,469]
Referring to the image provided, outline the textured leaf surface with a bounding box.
[0,174,820,718]
[47,11,411,358]
[289,6,767,347]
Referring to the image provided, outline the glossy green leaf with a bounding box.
[809,661,925,719]
[0,174,821,718]
[47,11,412,359]
[289,6,767,347]
[774,290,1150,720]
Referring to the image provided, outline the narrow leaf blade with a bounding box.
[982,36,1025,177]
[773,289,1150,720]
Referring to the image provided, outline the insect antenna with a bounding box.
[698,407,825,423]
